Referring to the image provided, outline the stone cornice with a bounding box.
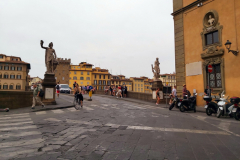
[201,46,224,59]
[171,0,208,16]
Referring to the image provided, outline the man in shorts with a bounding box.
[56,82,60,98]
[73,83,83,107]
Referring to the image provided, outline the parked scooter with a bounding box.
[216,91,233,118]
[169,97,182,110]
[228,97,240,120]
[179,91,197,112]
[203,95,220,116]
[0,108,9,112]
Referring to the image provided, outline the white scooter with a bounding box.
[216,91,233,118]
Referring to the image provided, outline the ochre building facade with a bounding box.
[0,54,31,91]
[172,0,240,106]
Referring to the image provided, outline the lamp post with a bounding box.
[224,40,239,56]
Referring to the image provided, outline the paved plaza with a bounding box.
[0,94,240,160]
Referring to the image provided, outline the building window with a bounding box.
[141,80,143,82]
[108,75,110,79]
[4,66,9,70]
[86,66,92,68]
[10,74,15,79]
[87,82,89,85]
[138,88,140,92]
[205,31,219,45]
[207,64,222,88]
[9,84,14,89]
[123,82,125,85]
[94,74,96,79]
[73,76,77,80]
[16,85,21,90]
[0,73,2,78]
[141,88,143,92]
[81,72,83,75]
[87,72,89,75]
[11,66,15,70]
[138,84,140,87]
[99,86,102,90]
[129,87,131,91]
[17,75,21,79]
[103,75,105,79]
[80,77,84,80]
[4,73,8,79]
[141,84,143,87]
[86,77,90,80]
[107,81,110,85]
[17,67,22,71]
[99,75,101,79]
[69,72,71,74]
[112,81,114,84]
[0,66,2,70]
[0,84,1,89]
[80,82,83,84]
[0,56,3,58]
[103,81,106,85]
[3,84,8,89]
[99,80,102,85]
[94,80,97,85]
[62,77,65,80]
[74,71,76,74]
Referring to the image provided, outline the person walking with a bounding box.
[123,85,127,98]
[156,88,160,105]
[117,85,122,98]
[113,85,116,96]
[56,82,60,98]
[32,83,45,109]
[169,86,177,104]
[109,85,112,96]
[182,84,187,99]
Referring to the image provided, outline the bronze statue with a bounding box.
[152,58,160,81]
[40,40,58,74]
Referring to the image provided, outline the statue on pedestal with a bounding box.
[151,58,160,81]
[40,40,59,74]
[208,15,215,26]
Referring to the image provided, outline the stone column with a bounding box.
[41,73,57,105]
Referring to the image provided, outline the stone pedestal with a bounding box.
[151,80,163,99]
[42,74,56,105]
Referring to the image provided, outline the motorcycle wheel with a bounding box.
[234,111,240,121]
[217,108,223,118]
[179,104,185,112]
[169,103,174,110]
[206,108,212,116]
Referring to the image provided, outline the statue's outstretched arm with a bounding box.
[53,49,57,59]
[40,40,48,49]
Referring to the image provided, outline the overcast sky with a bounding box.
[0,0,175,79]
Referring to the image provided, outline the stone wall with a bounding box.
[0,91,33,109]
[93,90,170,104]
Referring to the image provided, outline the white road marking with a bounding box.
[90,105,97,107]
[2,113,29,116]
[111,106,120,109]
[0,118,31,123]
[44,118,61,122]
[0,131,41,138]
[102,104,109,107]
[0,121,32,127]
[84,106,94,111]
[52,109,64,114]
[218,122,230,131]
[0,138,44,149]
[105,123,120,128]
[0,125,37,131]
[67,108,79,112]
[0,115,29,120]
[35,111,46,115]
[99,107,108,110]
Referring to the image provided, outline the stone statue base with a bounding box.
[151,80,163,99]
[41,73,57,105]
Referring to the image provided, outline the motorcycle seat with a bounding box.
[214,99,221,103]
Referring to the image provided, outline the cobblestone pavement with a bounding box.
[1,94,240,160]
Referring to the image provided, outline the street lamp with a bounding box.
[225,40,239,56]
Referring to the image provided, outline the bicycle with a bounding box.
[73,94,81,110]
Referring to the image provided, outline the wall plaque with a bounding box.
[186,61,202,76]
[45,88,54,99]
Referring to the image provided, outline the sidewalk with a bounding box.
[0,97,74,115]
[86,94,206,113]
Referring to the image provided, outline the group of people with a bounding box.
[104,85,128,98]
[73,81,94,95]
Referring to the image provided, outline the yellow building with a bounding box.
[69,62,93,88]
[130,77,145,92]
[141,77,153,93]
[0,54,30,91]
[172,0,240,106]
[110,75,133,91]
[92,67,111,90]
[159,73,176,87]
[29,76,42,86]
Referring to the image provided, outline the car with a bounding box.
[59,84,71,94]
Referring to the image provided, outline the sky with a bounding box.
[0,0,175,79]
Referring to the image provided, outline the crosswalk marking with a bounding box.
[0,138,44,149]
[0,115,29,120]
[0,121,32,127]
[102,104,109,107]
[2,113,29,116]
[111,106,120,109]
[67,108,78,112]
[0,131,41,138]
[84,106,94,111]
[0,118,31,123]
[99,106,108,110]
[0,125,37,131]
[52,109,64,114]
[36,111,46,115]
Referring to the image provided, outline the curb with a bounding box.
[32,105,75,112]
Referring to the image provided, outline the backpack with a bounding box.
[39,89,44,97]
[56,85,60,89]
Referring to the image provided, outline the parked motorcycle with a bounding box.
[179,91,197,112]
[216,92,234,118]
[203,95,220,116]
[169,97,182,110]
[228,97,240,120]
